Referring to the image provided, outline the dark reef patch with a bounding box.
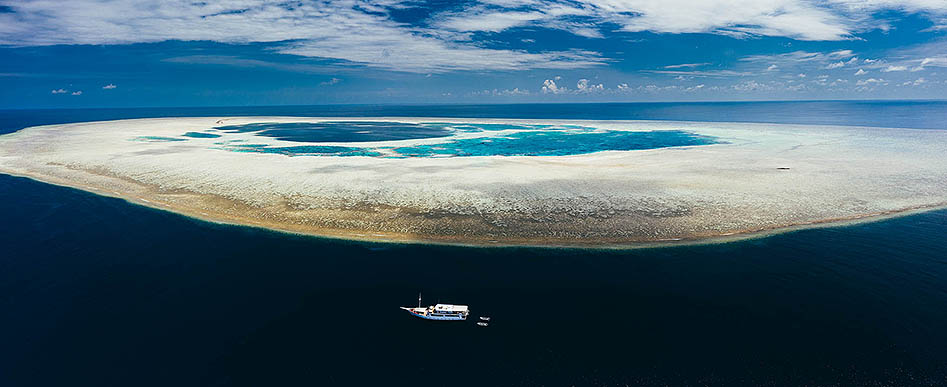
[214,121,453,142]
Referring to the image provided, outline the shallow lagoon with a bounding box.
[392,129,714,157]
[211,121,717,158]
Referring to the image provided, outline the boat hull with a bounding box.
[401,307,468,321]
[410,313,467,321]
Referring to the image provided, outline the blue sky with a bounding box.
[1,0,946,108]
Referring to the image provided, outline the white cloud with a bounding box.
[438,10,548,33]
[741,50,854,66]
[798,73,807,78]
[637,84,679,92]
[575,78,603,92]
[592,0,851,40]
[102,83,117,89]
[472,87,531,96]
[767,64,778,71]
[320,77,341,86]
[664,62,711,69]
[855,68,868,75]
[825,56,859,68]
[644,69,750,77]
[435,0,947,41]
[542,78,564,94]
[51,88,67,94]
[829,78,848,86]
[71,90,82,95]
[916,57,947,70]
[498,87,530,95]
[0,0,604,73]
[900,77,926,86]
[856,78,886,86]
[883,65,908,72]
[2,0,946,80]
[731,80,774,91]
[617,83,630,90]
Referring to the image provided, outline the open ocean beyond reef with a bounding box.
[2,101,947,386]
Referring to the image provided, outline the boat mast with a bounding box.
[418,292,422,308]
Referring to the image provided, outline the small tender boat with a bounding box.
[479,316,491,321]
[477,322,489,327]
[401,293,469,321]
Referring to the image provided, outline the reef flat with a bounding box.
[1,117,946,247]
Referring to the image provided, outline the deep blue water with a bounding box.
[2,101,947,386]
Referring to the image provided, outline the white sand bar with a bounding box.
[2,117,946,247]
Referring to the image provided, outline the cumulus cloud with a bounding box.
[541,77,604,94]
[883,65,907,72]
[825,56,859,68]
[855,68,868,75]
[71,90,82,95]
[50,88,67,94]
[767,64,778,71]
[575,78,603,92]
[901,77,926,86]
[542,78,564,94]
[102,83,116,89]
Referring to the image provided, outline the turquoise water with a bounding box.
[182,131,221,138]
[209,122,717,158]
[392,129,714,157]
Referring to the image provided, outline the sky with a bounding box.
[1,0,947,108]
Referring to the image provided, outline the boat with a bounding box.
[479,316,491,321]
[477,322,489,327]
[400,293,469,321]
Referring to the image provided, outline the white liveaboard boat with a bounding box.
[401,293,469,321]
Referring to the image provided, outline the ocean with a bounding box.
[1,101,946,386]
